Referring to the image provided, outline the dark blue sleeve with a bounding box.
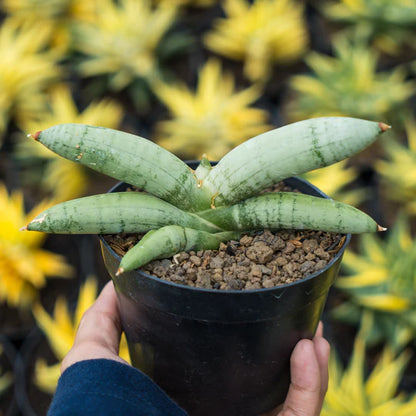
[47,359,189,416]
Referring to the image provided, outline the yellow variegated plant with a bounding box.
[33,276,131,394]
[72,0,188,104]
[324,0,416,54]
[287,35,415,124]
[16,84,123,201]
[204,0,308,83]
[0,19,61,144]
[323,315,416,415]
[302,160,366,206]
[153,59,271,160]
[376,119,416,214]
[0,184,73,308]
[0,0,98,52]
[334,214,416,350]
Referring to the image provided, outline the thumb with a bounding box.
[278,339,322,416]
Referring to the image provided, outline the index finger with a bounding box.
[74,280,122,350]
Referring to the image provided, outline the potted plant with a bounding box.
[23,117,388,415]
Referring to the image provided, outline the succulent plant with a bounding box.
[0,19,61,144]
[153,59,271,160]
[323,0,416,55]
[287,35,415,124]
[0,183,73,308]
[23,117,388,276]
[0,0,98,52]
[323,313,416,415]
[334,214,416,350]
[376,118,416,215]
[204,0,308,83]
[71,0,190,107]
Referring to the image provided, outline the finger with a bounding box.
[278,339,321,416]
[315,321,324,338]
[61,281,127,373]
[312,336,330,411]
[74,280,122,351]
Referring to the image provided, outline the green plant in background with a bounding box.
[0,184,73,308]
[302,160,366,206]
[33,276,131,393]
[322,313,416,415]
[0,0,98,52]
[153,58,271,160]
[323,0,416,55]
[0,19,61,145]
[72,0,189,108]
[16,84,123,201]
[376,118,416,215]
[0,346,12,397]
[204,0,308,83]
[23,117,388,276]
[334,214,416,350]
[287,35,415,124]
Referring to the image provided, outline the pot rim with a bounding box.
[98,175,351,295]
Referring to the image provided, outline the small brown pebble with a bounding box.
[260,265,272,275]
[262,279,275,288]
[213,273,223,282]
[283,242,296,254]
[315,248,330,260]
[275,256,288,266]
[228,279,243,290]
[246,243,274,264]
[190,256,201,266]
[240,235,253,246]
[305,252,316,261]
[300,261,315,274]
[196,271,211,288]
[176,252,190,262]
[315,260,328,271]
[303,239,318,253]
[251,264,263,278]
[209,257,224,269]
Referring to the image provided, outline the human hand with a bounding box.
[60,280,129,374]
[261,322,330,416]
[61,281,329,416]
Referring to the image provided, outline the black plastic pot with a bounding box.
[99,176,351,416]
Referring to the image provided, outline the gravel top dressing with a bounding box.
[104,182,344,291]
[105,228,343,290]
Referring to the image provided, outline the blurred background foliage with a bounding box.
[0,0,415,414]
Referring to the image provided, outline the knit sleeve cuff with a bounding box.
[47,359,188,416]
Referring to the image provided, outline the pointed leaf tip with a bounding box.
[377,225,387,232]
[115,267,124,276]
[28,131,42,140]
[378,122,391,132]
[19,225,28,231]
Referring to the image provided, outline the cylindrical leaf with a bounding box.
[32,124,212,211]
[198,192,381,234]
[26,193,221,234]
[202,117,388,206]
[118,226,240,273]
